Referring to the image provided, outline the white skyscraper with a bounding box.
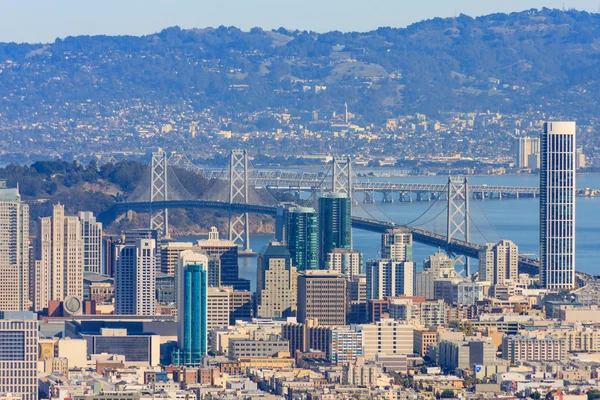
[478,240,519,285]
[34,204,84,312]
[540,121,576,290]
[366,259,415,300]
[79,211,103,274]
[0,181,30,311]
[516,137,540,169]
[115,238,156,315]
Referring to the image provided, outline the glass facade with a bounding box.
[318,193,352,268]
[174,261,207,366]
[540,122,576,290]
[286,207,318,271]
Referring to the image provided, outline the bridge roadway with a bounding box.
[104,199,540,275]
[193,169,539,196]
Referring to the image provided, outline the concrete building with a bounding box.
[229,338,290,358]
[437,338,496,370]
[34,204,84,312]
[173,250,208,366]
[285,206,318,272]
[0,182,29,311]
[197,227,248,291]
[347,275,367,324]
[540,121,576,290]
[78,212,103,275]
[82,328,160,366]
[361,319,414,360]
[325,248,362,278]
[381,228,412,261]
[297,270,347,326]
[57,337,87,369]
[516,136,540,169]
[160,242,194,276]
[114,239,156,316]
[389,297,446,328]
[414,328,438,357]
[207,287,230,332]
[256,242,297,319]
[479,240,518,285]
[366,259,415,300]
[318,193,352,267]
[502,334,566,363]
[330,327,363,363]
[423,252,456,278]
[0,312,38,400]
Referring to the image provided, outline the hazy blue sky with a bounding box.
[1,0,599,43]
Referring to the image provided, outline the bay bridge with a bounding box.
[99,149,542,276]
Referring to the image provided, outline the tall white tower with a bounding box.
[540,121,576,291]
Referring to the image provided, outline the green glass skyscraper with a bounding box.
[173,250,208,367]
[318,192,352,268]
[286,207,318,271]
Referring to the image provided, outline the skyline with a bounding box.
[0,0,599,43]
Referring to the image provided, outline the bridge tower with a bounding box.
[150,148,170,239]
[447,176,471,276]
[229,149,250,250]
[332,156,352,197]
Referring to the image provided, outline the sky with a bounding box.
[1,0,599,43]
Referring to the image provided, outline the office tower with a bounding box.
[297,270,347,326]
[361,319,414,360]
[347,275,367,324]
[78,211,103,274]
[325,248,362,278]
[318,193,352,267]
[197,227,249,290]
[540,121,576,290]
[366,259,415,300]
[256,242,297,318]
[381,228,413,261]
[423,252,456,278]
[0,311,38,400]
[576,147,586,169]
[478,240,519,285]
[285,207,318,272]
[34,204,84,312]
[516,136,540,168]
[115,238,156,315]
[160,242,195,276]
[0,181,29,311]
[206,287,231,331]
[103,236,119,277]
[173,250,208,366]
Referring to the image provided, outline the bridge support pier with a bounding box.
[382,191,394,203]
[417,192,430,202]
[364,191,375,203]
[228,149,251,251]
[150,148,170,239]
[447,176,471,276]
[399,192,412,202]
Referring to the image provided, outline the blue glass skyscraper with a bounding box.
[172,250,208,366]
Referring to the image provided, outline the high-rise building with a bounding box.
[540,121,576,290]
[297,270,347,326]
[0,311,38,400]
[381,228,412,261]
[366,259,415,300]
[423,252,456,278]
[347,275,367,324]
[516,136,540,169]
[78,211,103,274]
[0,181,30,311]
[318,193,352,267]
[478,240,519,285]
[160,242,195,276]
[325,248,362,278]
[114,238,156,315]
[34,204,84,312]
[256,242,297,318]
[285,207,318,272]
[197,227,249,291]
[173,250,208,366]
[361,319,414,360]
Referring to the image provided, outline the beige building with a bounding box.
[502,334,566,363]
[0,182,30,311]
[414,328,438,357]
[479,240,518,285]
[256,242,297,319]
[381,228,412,261]
[325,248,361,278]
[160,241,194,276]
[57,338,88,369]
[78,211,103,274]
[207,287,231,331]
[34,204,84,311]
[559,306,600,323]
[0,315,38,400]
[297,270,347,326]
[43,357,69,376]
[361,319,414,360]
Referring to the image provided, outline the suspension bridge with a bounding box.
[99,149,542,276]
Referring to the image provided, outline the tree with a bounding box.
[588,390,600,400]
[440,389,455,399]
[531,391,541,400]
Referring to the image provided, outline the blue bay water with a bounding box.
[180,174,600,291]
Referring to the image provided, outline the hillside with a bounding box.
[0,8,598,122]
